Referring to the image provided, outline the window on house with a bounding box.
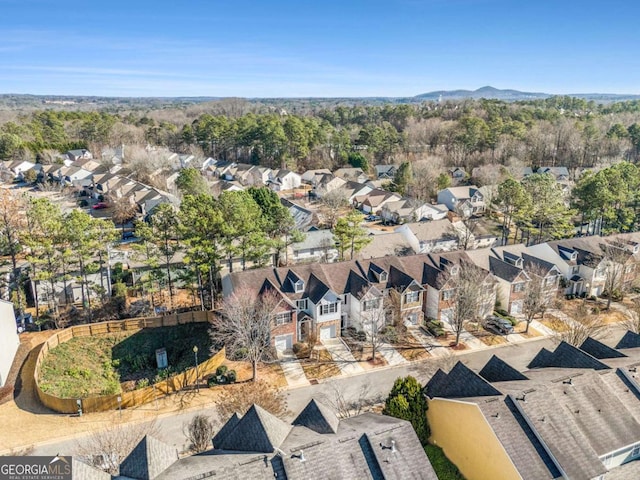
[513,282,525,293]
[320,302,338,315]
[296,299,308,311]
[294,280,304,293]
[378,271,388,282]
[363,298,381,311]
[442,289,454,301]
[404,291,420,304]
[275,311,292,325]
[572,266,580,274]
[545,276,556,287]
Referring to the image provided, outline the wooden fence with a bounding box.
[34,311,225,414]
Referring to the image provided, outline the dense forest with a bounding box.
[2,96,640,177]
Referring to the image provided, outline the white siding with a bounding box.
[0,300,19,387]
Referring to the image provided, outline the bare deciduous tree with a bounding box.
[183,414,217,453]
[358,289,392,361]
[556,303,606,346]
[320,189,349,229]
[441,261,496,345]
[450,218,479,250]
[318,380,381,419]
[522,264,556,333]
[622,298,640,334]
[0,189,27,314]
[216,380,287,419]
[600,242,633,309]
[75,417,159,475]
[210,288,283,381]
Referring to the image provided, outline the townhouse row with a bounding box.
[223,232,640,350]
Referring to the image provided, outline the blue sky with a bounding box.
[1,0,639,97]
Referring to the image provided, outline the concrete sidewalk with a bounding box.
[378,342,408,366]
[277,351,310,388]
[322,338,364,376]
[441,320,487,350]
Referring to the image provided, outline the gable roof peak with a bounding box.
[292,398,340,434]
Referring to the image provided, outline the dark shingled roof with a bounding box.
[479,355,529,383]
[119,435,178,480]
[423,369,448,397]
[489,256,523,282]
[527,348,555,369]
[212,413,240,448]
[616,330,640,349]
[216,404,292,453]
[580,337,627,359]
[424,362,501,398]
[527,342,610,370]
[292,399,340,434]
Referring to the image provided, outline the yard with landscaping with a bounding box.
[297,347,341,380]
[38,323,212,398]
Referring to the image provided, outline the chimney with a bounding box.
[299,450,305,462]
[391,440,396,453]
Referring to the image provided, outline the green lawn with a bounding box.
[39,323,211,398]
[425,444,466,480]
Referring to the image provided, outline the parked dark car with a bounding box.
[485,315,514,334]
[122,231,136,240]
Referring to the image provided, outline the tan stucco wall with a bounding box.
[427,398,522,480]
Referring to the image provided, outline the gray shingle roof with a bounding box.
[580,337,627,359]
[527,342,610,370]
[509,390,607,479]
[616,330,640,349]
[216,404,292,453]
[292,399,340,434]
[72,458,111,480]
[281,414,437,480]
[424,362,501,398]
[477,397,561,480]
[119,435,178,480]
[479,355,529,382]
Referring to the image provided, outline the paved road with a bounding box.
[30,323,629,458]
[31,334,555,457]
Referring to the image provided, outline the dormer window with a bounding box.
[378,271,388,282]
[515,258,523,268]
[294,280,304,293]
[571,253,577,261]
[450,265,460,276]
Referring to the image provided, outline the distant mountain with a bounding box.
[414,86,640,102]
[414,86,549,101]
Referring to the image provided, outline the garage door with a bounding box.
[510,301,522,315]
[274,334,293,352]
[320,325,336,340]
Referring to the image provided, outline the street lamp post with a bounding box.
[193,346,199,393]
